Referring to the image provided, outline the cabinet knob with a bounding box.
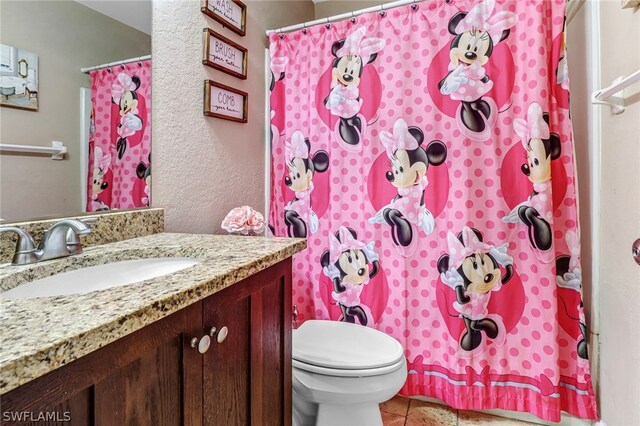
[190,335,211,354]
[209,326,229,343]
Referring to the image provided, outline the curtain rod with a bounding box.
[266,0,585,37]
[81,55,151,74]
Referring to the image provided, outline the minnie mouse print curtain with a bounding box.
[268,0,597,421]
[86,60,151,212]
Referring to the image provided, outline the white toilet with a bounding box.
[292,320,407,426]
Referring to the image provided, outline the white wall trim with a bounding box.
[79,87,91,213]
[264,48,271,235]
[586,0,602,410]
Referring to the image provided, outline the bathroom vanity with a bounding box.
[0,233,306,425]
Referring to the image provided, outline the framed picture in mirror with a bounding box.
[204,80,248,123]
[0,44,39,111]
[202,29,247,80]
[201,0,247,37]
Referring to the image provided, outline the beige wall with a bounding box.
[152,0,314,233]
[597,1,640,424]
[0,0,151,222]
[314,0,385,18]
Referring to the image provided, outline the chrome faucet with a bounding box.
[0,219,93,265]
[38,219,93,261]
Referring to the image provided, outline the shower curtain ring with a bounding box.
[411,2,419,11]
[350,11,357,24]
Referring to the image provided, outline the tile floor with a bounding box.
[380,395,538,425]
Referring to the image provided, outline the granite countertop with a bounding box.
[0,233,306,394]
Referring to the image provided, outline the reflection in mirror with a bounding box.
[0,0,151,223]
[17,59,28,79]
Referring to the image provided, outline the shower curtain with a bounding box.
[86,60,151,212]
[268,0,597,421]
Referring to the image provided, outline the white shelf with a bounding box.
[592,69,640,115]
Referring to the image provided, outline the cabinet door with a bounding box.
[202,260,292,426]
[93,302,204,426]
[202,290,251,426]
[1,302,204,426]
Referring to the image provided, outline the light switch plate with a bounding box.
[622,0,640,9]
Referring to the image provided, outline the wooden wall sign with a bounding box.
[201,0,247,37]
[202,29,247,80]
[204,80,248,123]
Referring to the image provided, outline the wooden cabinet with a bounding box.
[1,259,292,426]
[202,260,291,426]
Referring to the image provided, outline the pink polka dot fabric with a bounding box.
[269,0,597,421]
[87,61,151,212]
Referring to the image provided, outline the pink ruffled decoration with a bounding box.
[221,206,265,235]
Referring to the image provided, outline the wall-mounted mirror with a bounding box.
[17,59,27,78]
[0,0,152,223]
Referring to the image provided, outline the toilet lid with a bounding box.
[293,320,404,370]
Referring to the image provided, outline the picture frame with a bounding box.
[0,44,39,111]
[202,29,248,80]
[201,0,247,37]
[204,80,248,123]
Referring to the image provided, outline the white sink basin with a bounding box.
[1,257,199,300]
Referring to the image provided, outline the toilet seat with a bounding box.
[293,356,405,377]
[293,320,405,375]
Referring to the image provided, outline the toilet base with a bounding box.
[293,393,317,426]
[317,402,382,426]
[293,400,383,426]
[292,358,407,425]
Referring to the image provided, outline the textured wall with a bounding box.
[0,1,151,221]
[597,2,640,424]
[152,0,314,233]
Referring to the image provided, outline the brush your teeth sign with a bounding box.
[209,37,243,74]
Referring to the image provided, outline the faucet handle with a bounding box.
[77,217,97,228]
[64,220,94,254]
[0,226,38,265]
